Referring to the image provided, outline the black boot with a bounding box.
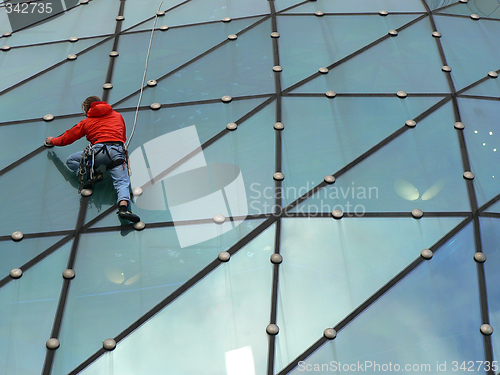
[82,172,103,189]
[118,204,141,223]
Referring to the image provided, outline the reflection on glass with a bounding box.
[0,242,70,375]
[275,216,466,371]
[70,224,275,375]
[290,223,483,374]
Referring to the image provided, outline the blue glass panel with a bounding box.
[290,223,484,374]
[0,8,11,34]
[0,144,84,236]
[0,37,104,93]
[463,76,500,98]
[295,17,450,94]
[279,14,422,90]
[110,18,260,105]
[0,235,65,277]
[425,0,459,10]
[52,219,269,375]
[437,1,500,18]
[1,1,119,46]
[480,217,500,364]
[275,0,304,12]
[485,199,500,213]
[283,0,426,13]
[116,19,274,108]
[86,98,271,227]
[282,96,445,207]
[434,15,500,91]
[0,115,87,171]
[0,242,71,375]
[121,0,186,31]
[276,216,466,372]
[0,39,113,122]
[127,0,269,31]
[459,98,500,207]
[291,101,470,213]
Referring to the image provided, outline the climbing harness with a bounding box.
[77,142,126,193]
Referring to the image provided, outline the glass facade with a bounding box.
[0,0,499,374]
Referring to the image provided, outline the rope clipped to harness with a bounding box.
[77,144,95,193]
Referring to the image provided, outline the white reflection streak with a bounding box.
[225,346,256,375]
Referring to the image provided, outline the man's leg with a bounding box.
[66,151,84,174]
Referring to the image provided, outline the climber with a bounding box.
[45,96,140,223]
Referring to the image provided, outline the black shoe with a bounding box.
[118,207,141,223]
[82,173,103,189]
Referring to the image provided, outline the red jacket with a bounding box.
[51,102,126,146]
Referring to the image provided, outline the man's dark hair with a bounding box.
[82,96,102,115]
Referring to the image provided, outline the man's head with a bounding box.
[82,96,102,115]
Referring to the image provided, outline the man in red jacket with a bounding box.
[46,96,140,223]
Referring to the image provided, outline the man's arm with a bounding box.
[46,121,86,146]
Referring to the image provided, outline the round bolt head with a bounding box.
[379,10,388,16]
[222,17,231,23]
[470,14,480,20]
[10,268,22,279]
[274,122,284,130]
[43,114,55,122]
[314,11,325,17]
[11,231,24,241]
[62,269,76,279]
[324,175,336,184]
[116,16,125,21]
[68,36,79,42]
[463,171,475,180]
[109,51,119,57]
[396,90,407,98]
[103,83,113,89]
[218,251,230,262]
[454,122,465,130]
[67,54,77,60]
[474,252,486,263]
[132,187,143,197]
[442,65,452,72]
[323,328,337,339]
[421,249,433,260]
[221,95,232,103]
[411,209,423,219]
[273,172,284,181]
[80,0,89,4]
[226,122,237,131]
[331,209,343,219]
[133,221,146,231]
[147,79,157,87]
[156,11,165,16]
[270,32,280,38]
[1,45,11,51]
[405,120,416,128]
[270,254,283,264]
[2,32,12,37]
[159,25,169,31]
[432,31,442,38]
[46,338,60,350]
[325,90,337,98]
[459,0,468,2]
[214,214,226,224]
[150,103,162,110]
[228,34,238,40]
[80,188,92,197]
[480,324,493,335]
[273,65,283,73]
[388,30,398,36]
[266,324,279,335]
[44,141,54,148]
[318,67,329,74]
[103,339,116,350]
[488,71,498,78]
